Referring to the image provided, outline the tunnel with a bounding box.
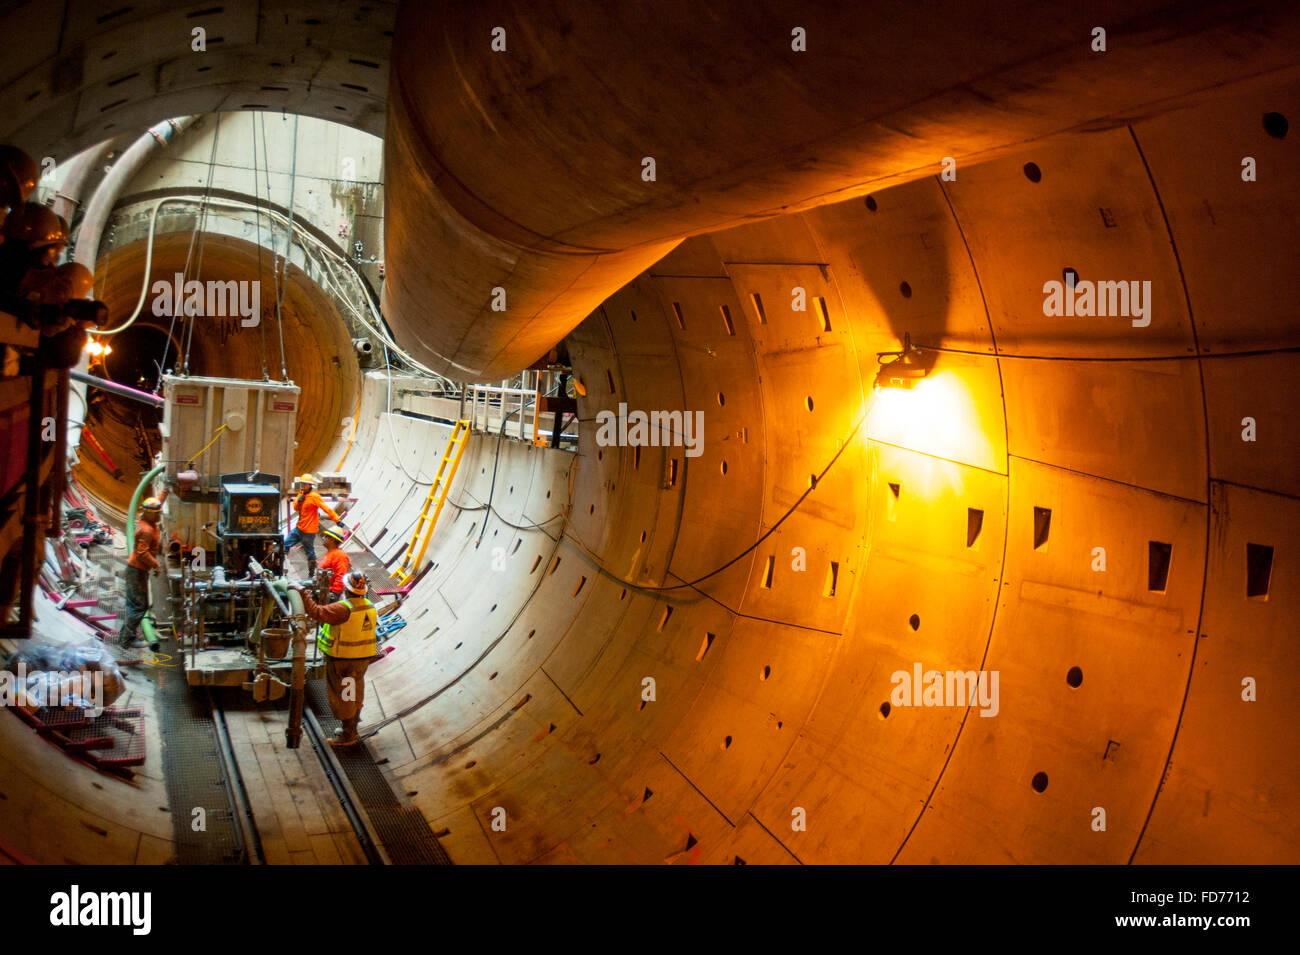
[0,0,1297,882]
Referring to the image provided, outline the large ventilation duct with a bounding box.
[382,0,1300,380]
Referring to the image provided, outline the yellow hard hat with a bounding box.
[142,497,163,512]
[2,202,67,249]
[0,146,39,206]
[299,473,318,486]
[322,525,345,543]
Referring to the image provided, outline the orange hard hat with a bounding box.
[2,202,67,249]
[17,262,94,305]
[0,145,39,206]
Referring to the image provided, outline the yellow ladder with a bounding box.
[395,420,470,584]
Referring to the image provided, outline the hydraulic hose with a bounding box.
[126,463,166,644]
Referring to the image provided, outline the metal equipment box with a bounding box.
[158,374,300,550]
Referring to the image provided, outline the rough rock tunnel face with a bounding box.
[76,231,361,514]
[0,0,1298,865]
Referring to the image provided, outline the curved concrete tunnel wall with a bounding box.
[308,78,1297,864]
[1,3,1297,866]
[381,1,1300,380]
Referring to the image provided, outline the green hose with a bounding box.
[126,464,166,644]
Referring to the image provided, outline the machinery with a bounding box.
[146,374,327,746]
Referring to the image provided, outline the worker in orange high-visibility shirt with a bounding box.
[317,525,351,596]
[284,473,341,577]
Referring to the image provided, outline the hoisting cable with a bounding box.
[250,114,269,381]
[164,113,220,379]
[273,112,296,381]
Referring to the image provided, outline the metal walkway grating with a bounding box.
[305,679,452,865]
[156,658,247,864]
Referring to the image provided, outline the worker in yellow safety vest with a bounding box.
[290,570,377,747]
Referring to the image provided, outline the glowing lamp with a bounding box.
[875,333,929,390]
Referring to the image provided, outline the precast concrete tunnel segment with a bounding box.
[0,0,1296,866]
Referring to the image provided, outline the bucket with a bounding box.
[260,627,292,659]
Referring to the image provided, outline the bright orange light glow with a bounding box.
[865,370,997,472]
[86,340,104,355]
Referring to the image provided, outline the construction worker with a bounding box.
[285,473,341,578]
[118,490,168,651]
[317,525,351,596]
[290,570,376,747]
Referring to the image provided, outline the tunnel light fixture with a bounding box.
[874,333,929,390]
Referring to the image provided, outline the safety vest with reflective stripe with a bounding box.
[318,597,377,658]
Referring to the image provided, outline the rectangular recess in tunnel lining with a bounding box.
[762,555,775,589]
[186,6,223,17]
[887,482,900,521]
[814,297,831,332]
[751,293,767,324]
[634,446,641,469]
[572,576,586,597]
[967,508,984,548]
[720,305,735,335]
[658,606,673,631]
[549,556,562,576]
[696,632,715,661]
[672,302,686,330]
[666,458,678,488]
[824,562,839,597]
[1033,507,1051,550]
[1246,543,1274,599]
[606,369,615,394]
[97,7,131,23]
[530,555,542,573]
[1148,541,1172,593]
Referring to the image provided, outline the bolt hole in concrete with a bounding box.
[805,396,814,411]
[1148,541,1172,592]
[1246,542,1274,598]
[1067,666,1083,688]
[640,530,647,543]
[489,672,498,680]
[721,460,728,475]
[864,194,878,211]
[717,392,725,406]
[1023,161,1042,182]
[879,701,891,720]
[490,603,497,612]
[1033,506,1052,550]
[1032,772,1049,793]
[899,281,912,298]
[455,642,462,649]
[1263,111,1289,138]
[762,665,771,681]
[909,613,920,630]
[1063,267,1079,289]
[722,735,733,750]
[465,761,476,769]
[527,629,536,639]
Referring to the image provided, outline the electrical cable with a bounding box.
[250,115,269,380]
[274,113,297,381]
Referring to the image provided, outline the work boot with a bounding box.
[307,559,317,578]
[328,733,359,748]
